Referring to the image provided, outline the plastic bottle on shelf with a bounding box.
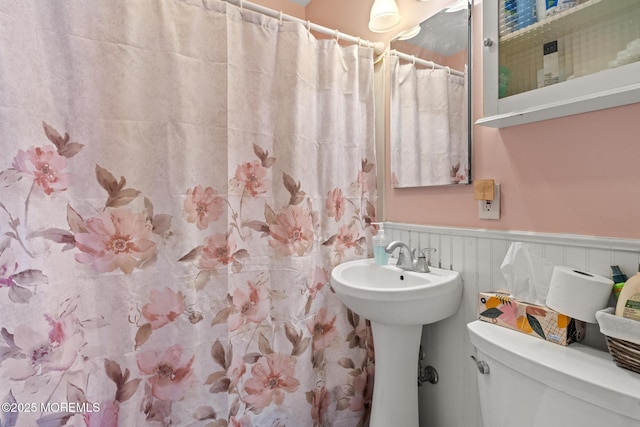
[504,0,518,33]
[536,0,557,21]
[557,0,577,12]
[517,0,537,29]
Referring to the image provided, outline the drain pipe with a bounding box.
[417,345,439,386]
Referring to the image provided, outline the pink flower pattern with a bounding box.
[307,308,338,352]
[74,207,157,274]
[309,386,331,427]
[1,123,375,425]
[137,345,195,401]
[184,185,224,230]
[12,145,71,195]
[334,222,361,255]
[356,169,376,197]
[227,352,247,391]
[326,188,346,222]
[142,288,186,330]
[243,353,300,411]
[235,161,269,197]
[269,205,315,257]
[349,365,374,412]
[308,266,328,299]
[228,279,270,331]
[1,312,83,381]
[199,232,237,271]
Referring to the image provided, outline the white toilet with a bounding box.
[468,320,640,427]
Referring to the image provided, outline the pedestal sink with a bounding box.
[330,258,462,427]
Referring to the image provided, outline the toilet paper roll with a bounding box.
[546,266,614,323]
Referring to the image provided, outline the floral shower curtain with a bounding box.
[389,56,468,187]
[0,1,377,426]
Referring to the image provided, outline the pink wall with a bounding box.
[253,0,640,240]
[385,102,640,239]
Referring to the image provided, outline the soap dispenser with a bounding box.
[372,223,389,265]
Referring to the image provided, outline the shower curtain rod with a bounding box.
[390,49,465,77]
[224,0,385,55]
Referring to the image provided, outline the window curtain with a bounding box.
[0,1,377,426]
[390,56,468,187]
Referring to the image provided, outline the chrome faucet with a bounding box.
[385,241,437,273]
[385,241,414,270]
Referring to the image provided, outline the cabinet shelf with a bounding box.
[500,0,636,45]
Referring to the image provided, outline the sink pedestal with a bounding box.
[330,258,463,427]
[370,322,422,427]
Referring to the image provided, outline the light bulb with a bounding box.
[368,0,401,33]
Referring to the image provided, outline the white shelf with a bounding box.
[477,67,640,128]
[499,0,630,44]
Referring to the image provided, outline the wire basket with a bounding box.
[596,308,640,374]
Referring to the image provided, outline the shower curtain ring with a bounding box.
[446,66,451,75]
[357,37,362,47]
[334,29,340,42]
[279,11,283,25]
[431,61,436,71]
[306,20,311,32]
[239,0,243,9]
[411,55,416,66]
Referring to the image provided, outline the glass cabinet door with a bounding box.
[498,0,640,98]
[479,0,640,127]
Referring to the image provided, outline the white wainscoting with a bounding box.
[383,222,640,427]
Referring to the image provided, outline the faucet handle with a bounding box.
[413,248,435,273]
[418,247,437,259]
[416,248,437,270]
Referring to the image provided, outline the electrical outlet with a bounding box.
[478,183,500,220]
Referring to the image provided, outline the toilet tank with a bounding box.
[468,320,640,427]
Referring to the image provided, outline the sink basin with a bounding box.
[330,258,462,326]
[330,257,463,427]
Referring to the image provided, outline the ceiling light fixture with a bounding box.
[368,0,401,33]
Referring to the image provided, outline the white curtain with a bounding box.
[0,1,377,426]
[390,56,469,187]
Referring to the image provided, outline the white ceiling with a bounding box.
[286,0,468,57]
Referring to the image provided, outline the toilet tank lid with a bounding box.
[468,320,640,422]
